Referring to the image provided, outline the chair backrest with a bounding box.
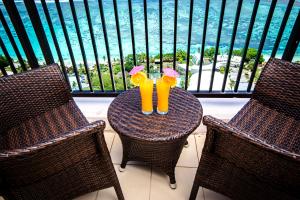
[253,58,300,119]
[0,64,72,132]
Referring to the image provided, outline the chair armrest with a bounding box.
[203,115,300,161]
[0,120,106,160]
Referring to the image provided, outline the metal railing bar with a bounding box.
[234,0,259,92]
[112,0,127,90]
[0,37,17,74]
[3,0,39,68]
[221,0,243,92]
[197,0,209,92]
[24,0,54,65]
[128,0,137,66]
[0,10,27,71]
[173,0,178,70]
[41,0,70,89]
[271,0,295,58]
[69,0,93,92]
[159,0,163,73]
[0,65,7,76]
[282,11,300,61]
[247,0,277,92]
[55,0,82,91]
[98,0,115,91]
[185,0,194,90]
[209,0,226,92]
[83,0,104,92]
[143,0,150,73]
[144,0,150,73]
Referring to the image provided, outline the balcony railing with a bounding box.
[0,0,299,97]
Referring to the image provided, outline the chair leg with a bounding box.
[114,184,125,200]
[167,171,177,189]
[189,177,200,200]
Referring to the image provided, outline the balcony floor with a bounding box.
[0,98,248,200]
[73,97,248,200]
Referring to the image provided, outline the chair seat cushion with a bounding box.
[229,99,300,155]
[0,100,88,151]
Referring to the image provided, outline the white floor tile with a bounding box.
[110,134,123,164]
[110,134,145,165]
[104,131,115,152]
[177,135,199,167]
[73,191,98,200]
[150,167,204,200]
[203,188,231,200]
[195,134,206,159]
[98,165,151,200]
[194,124,207,135]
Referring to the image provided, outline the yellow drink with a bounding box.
[139,79,153,115]
[156,78,170,114]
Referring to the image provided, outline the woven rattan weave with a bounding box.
[189,58,300,200]
[108,87,202,188]
[0,64,124,200]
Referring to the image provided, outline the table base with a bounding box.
[118,134,189,189]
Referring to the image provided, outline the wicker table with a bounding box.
[108,87,202,189]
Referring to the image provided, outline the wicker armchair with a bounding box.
[0,64,124,200]
[190,58,300,200]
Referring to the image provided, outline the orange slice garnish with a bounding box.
[162,75,177,88]
[130,72,147,86]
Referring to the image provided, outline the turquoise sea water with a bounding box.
[0,0,299,64]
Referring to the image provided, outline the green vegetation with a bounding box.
[0,55,9,69]
[231,48,264,64]
[1,46,269,91]
[204,47,220,61]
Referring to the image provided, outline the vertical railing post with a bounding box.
[185,0,194,90]
[98,0,115,91]
[24,0,54,65]
[3,0,39,68]
[247,0,277,92]
[69,0,93,92]
[55,0,82,91]
[209,0,226,92]
[271,0,295,58]
[128,0,137,66]
[173,0,178,70]
[143,0,150,74]
[159,0,163,73]
[282,11,300,62]
[197,0,209,92]
[222,0,243,92]
[41,0,71,89]
[113,0,127,90]
[234,0,259,92]
[0,37,17,74]
[84,0,104,91]
[0,10,27,71]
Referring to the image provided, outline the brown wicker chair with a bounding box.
[0,64,124,200]
[190,58,300,200]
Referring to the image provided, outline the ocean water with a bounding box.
[0,0,299,65]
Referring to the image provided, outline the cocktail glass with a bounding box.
[156,77,170,115]
[139,78,154,115]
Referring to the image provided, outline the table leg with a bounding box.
[168,171,177,189]
[184,140,189,148]
[119,154,128,172]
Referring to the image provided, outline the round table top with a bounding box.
[108,87,203,141]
